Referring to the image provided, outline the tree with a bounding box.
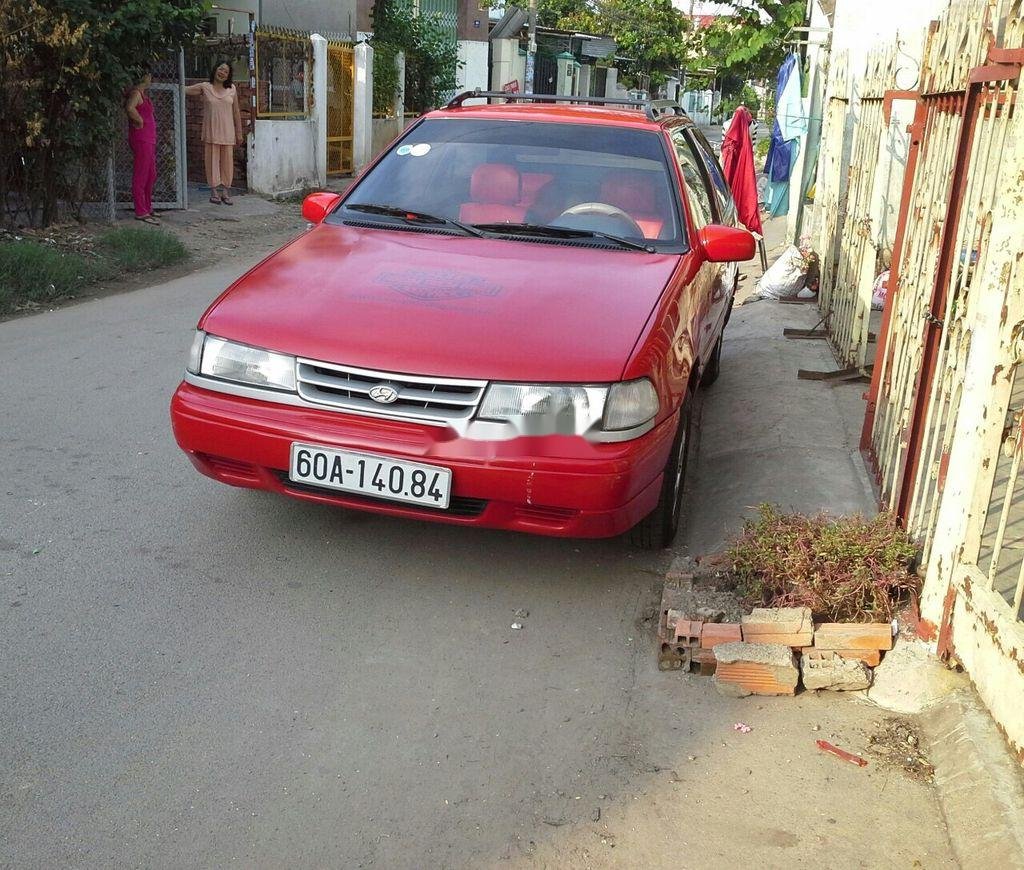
[537,0,692,89]
[693,1,806,83]
[371,0,461,115]
[1,0,209,227]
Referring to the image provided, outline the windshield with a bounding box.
[336,118,683,247]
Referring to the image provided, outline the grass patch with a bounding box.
[0,239,101,311]
[96,226,187,272]
[727,504,920,622]
[0,226,187,315]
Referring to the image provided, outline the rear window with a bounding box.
[337,118,682,246]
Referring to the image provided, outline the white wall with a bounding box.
[248,120,319,195]
[456,40,489,93]
[831,0,947,88]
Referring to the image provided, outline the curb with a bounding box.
[919,688,1024,869]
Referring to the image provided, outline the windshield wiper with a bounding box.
[345,203,486,238]
[470,222,655,253]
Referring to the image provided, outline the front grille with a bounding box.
[296,359,486,426]
[276,472,488,517]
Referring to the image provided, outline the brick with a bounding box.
[691,648,717,676]
[800,647,882,667]
[801,650,873,691]
[672,619,702,648]
[741,629,813,647]
[701,623,742,649]
[713,642,799,697]
[741,607,812,636]
[814,623,893,651]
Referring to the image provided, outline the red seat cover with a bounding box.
[600,174,665,239]
[459,163,527,224]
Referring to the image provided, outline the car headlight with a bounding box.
[477,378,658,440]
[188,331,296,392]
[604,378,660,431]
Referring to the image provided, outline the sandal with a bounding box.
[135,215,160,225]
[220,192,234,205]
[209,193,222,204]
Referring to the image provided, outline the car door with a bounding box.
[669,126,722,367]
[683,128,738,345]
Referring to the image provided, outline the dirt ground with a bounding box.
[2,191,309,321]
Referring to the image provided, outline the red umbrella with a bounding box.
[720,106,763,237]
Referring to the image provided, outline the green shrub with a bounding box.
[727,505,920,622]
[97,226,187,272]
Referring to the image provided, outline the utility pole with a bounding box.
[525,0,537,94]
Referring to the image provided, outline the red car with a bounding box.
[171,94,754,548]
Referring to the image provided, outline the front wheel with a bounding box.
[700,335,723,388]
[629,391,694,550]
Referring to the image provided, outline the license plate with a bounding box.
[289,443,452,509]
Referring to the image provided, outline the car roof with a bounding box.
[425,102,692,132]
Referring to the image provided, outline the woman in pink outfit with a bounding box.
[125,67,159,224]
[185,61,244,204]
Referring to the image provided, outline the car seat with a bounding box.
[459,164,527,225]
[599,173,666,239]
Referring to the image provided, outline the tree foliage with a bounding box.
[694,1,806,83]
[371,0,462,115]
[1,0,208,227]
[538,0,691,88]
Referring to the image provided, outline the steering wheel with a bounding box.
[553,202,645,238]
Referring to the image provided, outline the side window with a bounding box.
[688,129,737,225]
[671,129,714,231]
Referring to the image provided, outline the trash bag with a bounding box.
[755,244,810,299]
[871,269,890,310]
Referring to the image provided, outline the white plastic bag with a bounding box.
[755,245,808,299]
[871,269,890,310]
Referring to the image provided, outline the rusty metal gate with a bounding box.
[814,51,850,325]
[327,42,355,175]
[822,46,897,369]
[851,0,1024,758]
[863,0,993,543]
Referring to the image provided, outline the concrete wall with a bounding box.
[371,116,405,157]
[247,119,319,195]
[456,39,489,93]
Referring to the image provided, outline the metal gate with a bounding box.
[819,45,897,369]
[814,51,850,323]
[326,42,354,175]
[533,53,558,95]
[849,0,1024,758]
[863,0,993,546]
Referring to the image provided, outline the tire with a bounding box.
[629,392,694,550]
[700,335,723,388]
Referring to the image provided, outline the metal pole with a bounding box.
[524,0,536,95]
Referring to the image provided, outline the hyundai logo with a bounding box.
[368,384,399,404]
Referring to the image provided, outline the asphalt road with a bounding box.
[1,249,952,868]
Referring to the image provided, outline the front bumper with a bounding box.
[170,382,677,538]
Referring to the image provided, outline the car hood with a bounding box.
[200,223,680,382]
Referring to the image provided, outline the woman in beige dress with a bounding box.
[185,61,244,204]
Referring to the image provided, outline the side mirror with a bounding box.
[698,224,756,262]
[302,192,342,224]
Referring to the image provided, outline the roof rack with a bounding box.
[444,90,689,122]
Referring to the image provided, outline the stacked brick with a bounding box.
[657,589,895,696]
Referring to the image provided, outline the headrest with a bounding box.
[601,174,657,213]
[470,163,521,205]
